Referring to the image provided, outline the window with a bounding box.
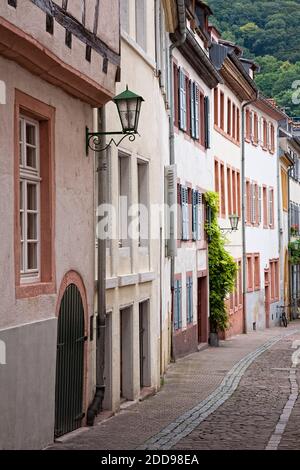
[247,255,254,292]
[269,260,279,302]
[179,69,187,131]
[232,170,237,215]
[281,168,288,211]
[135,0,146,51]
[137,161,149,247]
[190,83,199,140]
[269,188,274,228]
[237,108,240,143]
[238,260,242,306]
[15,91,55,298]
[246,180,251,223]
[254,254,260,290]
[258,185,262,225]
[181,186,189,241]
[237,172,241,217]
[173,64,179,127]
[232,103,236,140]
[220,91,224,130]
[186,275,193,324]
[174,278,182,330]
[263,119,268,148]
[214,88,218,126]
[220,163,225,217]
[253,113,258,144]
[19,116,40,280]
[245,109,251,141]
[192,190,203,241]
[270,124,275,153]
[214,159,219,194]
[119,154,130,247]
[263,186,268,227]
[227,167,232,215]
[227,98,231,136]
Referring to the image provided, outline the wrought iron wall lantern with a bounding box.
[86,86,144,155]
[220,214,240,234]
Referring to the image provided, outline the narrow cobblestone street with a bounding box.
[49,323,300,451]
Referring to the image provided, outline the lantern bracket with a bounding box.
[85,128,138,156]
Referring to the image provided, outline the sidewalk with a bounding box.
[49,323,300,450]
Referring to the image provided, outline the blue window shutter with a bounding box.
[178,280,182,328]
[186,276,193,324]
[204,96,210,149]
[192,190,197,241]
[174,281,178,330]
[191,82,196,138]
[197,192,203,240]
[195,85,200,140]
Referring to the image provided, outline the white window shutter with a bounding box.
[185,187,189,240]
[164,165,177,257]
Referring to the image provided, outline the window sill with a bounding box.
[16,281,56,299]
[214,125,240,147]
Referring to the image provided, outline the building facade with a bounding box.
[101,0,170,412]
[0,0,120,449]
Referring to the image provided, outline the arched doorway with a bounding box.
[54,283,86,438]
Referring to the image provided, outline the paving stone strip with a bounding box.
[138,330,299,450]
[266,364,299,450]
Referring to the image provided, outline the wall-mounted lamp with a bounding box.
[220,214,240,235]
[86,86,144,155]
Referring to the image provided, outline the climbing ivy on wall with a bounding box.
[205,191,238,333]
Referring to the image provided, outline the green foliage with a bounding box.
[289,238,300,264]
[206,0,300,118]
[205,192,238,333]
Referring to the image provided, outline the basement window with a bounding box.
[8,0,17,7]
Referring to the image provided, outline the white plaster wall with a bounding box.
[245,107,280,329]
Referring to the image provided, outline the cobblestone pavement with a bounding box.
[49,323,300,451]
[174,333,300,450]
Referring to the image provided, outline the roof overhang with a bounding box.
[173,28,222,88]
[255,96,287,121]
[220,53,257,101]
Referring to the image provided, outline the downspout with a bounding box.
[169,0,186,361]
[288,164,292,318]
[241,96,257,335]
[87,106,107,426]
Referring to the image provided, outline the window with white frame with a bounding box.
[19,116,40,280]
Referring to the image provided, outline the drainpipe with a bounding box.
[87,106,107,426]
[288,164,292,318]
[241,96,257,335]
[169,0,186,361]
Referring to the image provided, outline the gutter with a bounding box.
[169,0,186,361]
[87,106,107,426]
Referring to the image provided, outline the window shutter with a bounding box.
[174,280,179,330]
[195,85,200,140]
[258,186,262,224]
[178,279,182,329]
[179,68,186,131]
[197,192,203,240]
[191,82,196,138]
[192,189,197,241]
[250,111,253,142]
[165,165,178,257]
[181,186,189,240]
[187,276,193,324]
[204,96,210,149]
[259,117,263,145]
